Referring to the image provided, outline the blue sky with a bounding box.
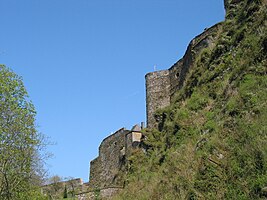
[0,0,225,182]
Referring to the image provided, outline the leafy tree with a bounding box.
[0,65,47,200]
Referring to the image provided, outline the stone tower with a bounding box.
[145,23,222,128]
[145,70,171,129]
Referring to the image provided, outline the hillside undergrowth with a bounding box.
[113,0,267,199]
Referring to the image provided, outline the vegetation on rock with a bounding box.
[114,0,267,199]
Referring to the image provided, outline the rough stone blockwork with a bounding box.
[146,70,170,129]
[146,22,222,128]
[85,1,243,198]
[86,22,223,196]
[88,125,143,190]
[77,187,123,200]
[88,128,129,189]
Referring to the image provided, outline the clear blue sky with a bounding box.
[0,0,225,182]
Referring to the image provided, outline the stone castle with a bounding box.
[43,23,223,199]
[82,21,223,199]
[44,1,239,198]
[145,22,221,128]
[88,124,144,190]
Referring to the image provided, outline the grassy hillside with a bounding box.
[114,0,267,199]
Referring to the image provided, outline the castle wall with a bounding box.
[42,178,84,199]
[88,157,102,189]
[76,187,123,200]
[88,128,129,189]
[146,23,222,128]
[169,60,183,98]
[87,18,223,196]
[125,132,132,155]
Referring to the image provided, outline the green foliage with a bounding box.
[187,90,209,111]
[113,1,267,199]
[0,65,47,200]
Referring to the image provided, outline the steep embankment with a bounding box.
[114,0,267,199]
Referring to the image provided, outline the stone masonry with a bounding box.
[146,22,222,128]
[85,22,224,195]
[42,2,244,199]
[88,125,143,190]
[145,70,170,129]
[88,128,129,189]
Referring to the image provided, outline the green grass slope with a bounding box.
[113,0,267,199]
